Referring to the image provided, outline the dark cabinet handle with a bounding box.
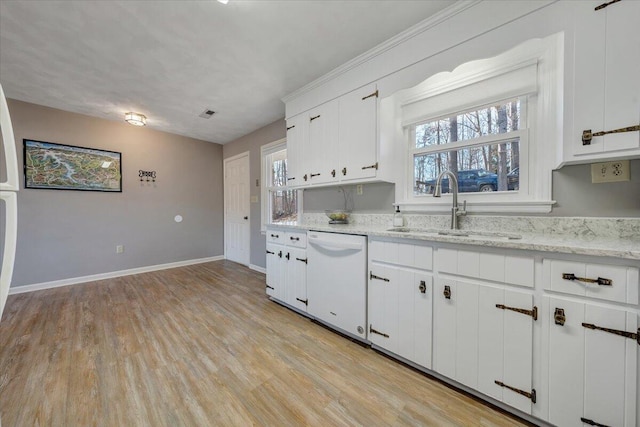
[285,252,290,260]
[266,250,274,255]
[554,308,566,326]
[277,251,282,258]
[342,167,347,176]
[418,280,426,294]
[310,114,321,122]
[331,169,336,177]
[303,174,308,181]
[270,234,279,238]
[244,216,248,220]
[287,177,295,181]
[443,285,451,299]
[562,273,612,286]
[310,173,321,178]
[290,236,300,241]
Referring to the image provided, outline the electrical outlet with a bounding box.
[356,184,363,195]
[116,245,124,254]
[591,160,630,183]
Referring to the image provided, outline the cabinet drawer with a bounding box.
[266,229,285,244]
[369,238,433,271]
[286,231,307,248]
[437,248,534,288]
[543,259,639,304]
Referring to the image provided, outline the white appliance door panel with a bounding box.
[307,232,367,339]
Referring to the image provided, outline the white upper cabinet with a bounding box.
[338,83,379,181]
[285,83,392,188]
[306,99,339,185]
[570,0,640,159]
[285,114,306,186]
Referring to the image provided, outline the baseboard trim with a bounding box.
[8,256,225,295]
[249,264,266,274]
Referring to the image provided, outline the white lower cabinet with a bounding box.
[368,238,433,368]
[433,277,536,414]
[547,297,638,427]
[265,229,308,312]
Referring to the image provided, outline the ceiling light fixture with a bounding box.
[125,112,146,126]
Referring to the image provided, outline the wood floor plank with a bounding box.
[0,260,529,426]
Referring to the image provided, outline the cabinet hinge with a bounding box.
[582,125,640,145]
[362,90,379,100]
[580,417,610,427]
[582,323,640,345]
[266,285,274,290]
[295,257,308,264]
[369,325,389,338]
[361,162,378,170]
[286,124,295,131]
[494,381,536,403]
[310,114,321,122]
[595,0,620,11]
[296,297,308,306]
[266,250,275,255]
[562,272,612,286]
[369,271,390,282]
[495,304,538,321]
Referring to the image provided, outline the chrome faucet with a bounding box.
[433,170,467,229]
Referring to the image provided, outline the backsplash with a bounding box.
[301,213,640,239]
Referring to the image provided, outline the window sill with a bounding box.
[399,199,555,214]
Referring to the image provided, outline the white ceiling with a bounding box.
[0,0,455,144]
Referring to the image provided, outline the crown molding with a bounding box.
[281,0,482,104]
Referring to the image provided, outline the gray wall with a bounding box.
[551,160,640,217]
[223,118,286,269]
[304,161,640,217]
[1,99,224,287]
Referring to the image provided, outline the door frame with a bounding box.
[223,151,251,266]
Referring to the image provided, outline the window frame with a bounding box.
[260,138,302,232]
[395,34,562,214]
[408,96,529,199]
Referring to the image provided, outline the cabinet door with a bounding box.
[266,244,283,298]
[285,114,306,187]
[400,270,432,369]
[548,297,637,427]
[502,290,534,414]
[338,83,378,181]
[573,0,640,156]
[306,100,339,185]
[478,285,504,401]
[368,264,397,349]
[456,280,479,389]
[288,247,308,312]
[434,279,457,379]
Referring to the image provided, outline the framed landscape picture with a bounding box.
[24,139,122,192]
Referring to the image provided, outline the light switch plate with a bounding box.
[591,160,630,183]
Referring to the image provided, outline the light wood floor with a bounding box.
[0,260,529,426]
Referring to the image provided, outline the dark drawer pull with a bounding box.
[562,273,612,286]
[443,285,451,299]
[266,285,274,290]
[418,280,426,294]
[277,251,282,258]
[287,177,295,181]
[342,167,347,176]
[310,173,321,178]
[290,236,300,241]
[270,234,279,238]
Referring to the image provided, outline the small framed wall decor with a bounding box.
[24,139,122,192]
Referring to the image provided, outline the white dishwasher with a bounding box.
[307,231,367,341]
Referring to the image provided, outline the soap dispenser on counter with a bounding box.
[393,204,404,227]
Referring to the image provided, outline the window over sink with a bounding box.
[390,33,563,213]
[412,98,524,196]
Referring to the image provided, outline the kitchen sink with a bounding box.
[386,227,522,240]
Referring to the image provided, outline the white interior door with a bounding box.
[224,153,250,266]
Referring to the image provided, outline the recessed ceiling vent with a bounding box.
[199,109,216,119]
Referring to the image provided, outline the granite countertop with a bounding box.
[269,217,640,261]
